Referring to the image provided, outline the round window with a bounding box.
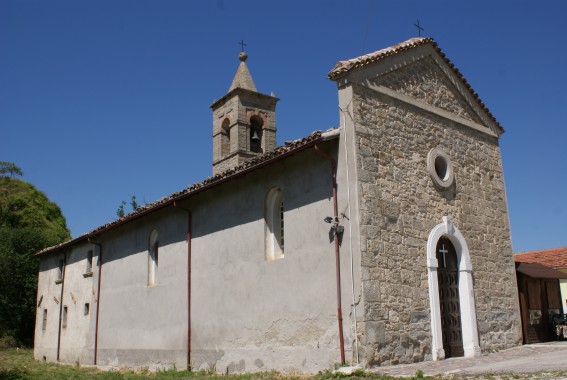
[427,148,454,190]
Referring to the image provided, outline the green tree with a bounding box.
[0,161,24,178]
[0,168,70,347]
[116,195,143,218]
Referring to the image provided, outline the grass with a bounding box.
[2,348,567,380]
[0,349,431,380]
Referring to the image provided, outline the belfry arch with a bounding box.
[426,216,480,360]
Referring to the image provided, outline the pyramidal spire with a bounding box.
[229,52,257,92]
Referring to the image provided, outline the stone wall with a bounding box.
[352,83,521,366]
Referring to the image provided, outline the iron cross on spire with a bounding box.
[414,19,424,37]
[239,40,247,52]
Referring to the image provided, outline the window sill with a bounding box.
[83,272,93,278]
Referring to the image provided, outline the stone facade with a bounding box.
[330,41,522,366]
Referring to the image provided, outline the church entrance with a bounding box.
[436,237,464,358]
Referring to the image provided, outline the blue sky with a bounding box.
[1,1,565,253]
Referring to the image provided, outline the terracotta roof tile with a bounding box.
[327,37,503,133]
[37,129,336,256]
[514,246,567,269]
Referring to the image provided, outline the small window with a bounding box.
[221,118,231,156]
[427,147,455,190]
[280,201,285,252]
[84,303,90,316]
[57,258,64,281]
[148,230,159,286]
[86,250,93,273]
[250,115,263,153]
[62,306,68,328]
[42,309,48,331]
[265,187,284,261]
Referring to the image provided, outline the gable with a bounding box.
[371,56,483,125]
[329,38,504,137]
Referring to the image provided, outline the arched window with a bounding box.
[148,229,159,286]
[265,187,284,261]
[250,115,263,153]
[221,118,230,157]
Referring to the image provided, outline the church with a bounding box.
[34,38,522,373]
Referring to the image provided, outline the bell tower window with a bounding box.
[221,118,230,157]
[250,115,263,153]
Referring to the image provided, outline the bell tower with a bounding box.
[210,51,279,175]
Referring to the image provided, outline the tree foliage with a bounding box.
[116,195,142,218]
[0,167,70,347]
[0,161,24,178]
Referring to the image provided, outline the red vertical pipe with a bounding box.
[314,145,346,365]
[89,240,102,365]
[56,252,67,362]
[173,202,192,370]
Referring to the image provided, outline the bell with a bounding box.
[251,130,260,142]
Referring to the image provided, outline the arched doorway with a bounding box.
[427,216,480,360]
[436,236,464,358]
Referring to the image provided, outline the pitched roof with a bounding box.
[327,37,502,132]
[37,129,340,256]
[514,246,567,269]
[229,53,257,92]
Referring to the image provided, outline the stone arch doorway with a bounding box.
[436,236,464,358]
[427,216,480,360]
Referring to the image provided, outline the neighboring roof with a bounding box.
[37,129,340,256]
[516,262,567,280]
[327,37,502,132]
[228,52,257,92]
[514,246,567,269]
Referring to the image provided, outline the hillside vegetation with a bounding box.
[0,166,70,347]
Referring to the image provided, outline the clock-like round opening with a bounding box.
[427,148,454,190]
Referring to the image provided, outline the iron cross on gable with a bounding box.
[414,19,424,37]
[438,243,448,268]
[239,40,247,52]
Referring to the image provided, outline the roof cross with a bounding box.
[414,19,424,37]
[239,40,247,52]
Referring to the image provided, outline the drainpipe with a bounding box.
[314,144,346,365]
[56,252,67,362]
[173,201,192,370]
[89,240,102,365]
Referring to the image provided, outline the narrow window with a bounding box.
[42,309,47,331]
[149,230,159,286]
[57,258,64,280]
[86,250,93,273]
[221,118,231,156]
[280,200,285,252]
[250,115,263,153]
[62,306,68,328]
[84,303,90,316]
[265,187,284,261]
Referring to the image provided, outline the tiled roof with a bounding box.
[327,38,429,80]
[327,37,503,132]
[37,129,338,256]
[514,247,567,269]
